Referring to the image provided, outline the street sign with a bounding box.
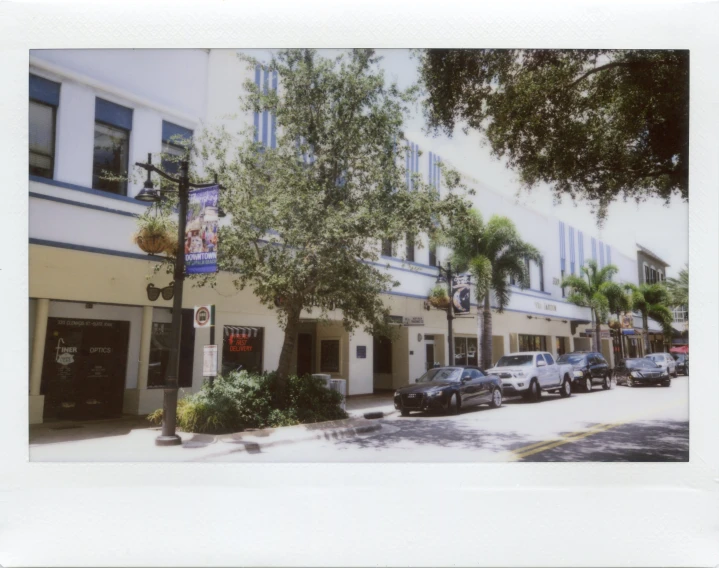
[194,305,214,329]
[203,345,218,377]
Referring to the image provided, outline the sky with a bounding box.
[245,48,688,277]
[374,48,689,278]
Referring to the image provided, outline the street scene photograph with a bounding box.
[27,47,690,463]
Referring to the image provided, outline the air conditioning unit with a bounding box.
[311,373,332,389]
[329,379,347,411]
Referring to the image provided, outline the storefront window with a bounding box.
[373,336,392,374]
[222,326,264,374]
[556,336,567,356]
[454,337,478,366]
[320,339,340,373]
[519,334,547,352]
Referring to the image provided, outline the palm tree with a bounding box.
[561,260,618,353]
[665,264,689,309]
[603,281,634,360]
[627,283,674,354]
[444,209,541,369]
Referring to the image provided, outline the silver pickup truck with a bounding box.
[485,351,574,402]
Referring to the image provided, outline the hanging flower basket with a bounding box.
[135,229,170,255]
[162,233,179,256]
[428,285,451,309]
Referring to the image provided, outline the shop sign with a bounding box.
[185,185,219,274]
[534,301,558,312]
[194,305,214,328]
[584,328,611,339]
[403,316,424,326]
[203,345,218,376]
[356,346,367,359]
[451,274,471,314]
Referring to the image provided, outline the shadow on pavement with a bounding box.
[515,419,689,462]
[29,415,155,445]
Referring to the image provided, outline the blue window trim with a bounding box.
[30,74,61,106]
[509,285,554,298]
[95,98,133,130]
[30,175,149,206]
[29,191,139,218]
[373,258,438,277]
[162,121,193,143]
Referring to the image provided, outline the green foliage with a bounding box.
[429,284,449,300]
[627,282,675,345]
[147,370,347,434]
[665,265,688,309]
[135,209,177,237]
[191,48,470,386]
[417,49,689,222]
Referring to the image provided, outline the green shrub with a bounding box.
[147,370,347,434]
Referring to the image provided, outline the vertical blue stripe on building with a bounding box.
[559,221,565,272]
[591,237,597,261]
[270,70,278,149]
[599,241,605,267]
[429,151,434,187]
[406,145,410,189]
[606,245,611,266]
[569,226,575,274]
[578,231,584,267]
[254,66,261,143]
[261,69,269,148]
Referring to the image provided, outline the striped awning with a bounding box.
[223,326,261,338]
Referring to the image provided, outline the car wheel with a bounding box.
[401,409,410,417]
[672,370,678,378]
[585,376,593,392]
[490,388,503,408]
[559,376,572,398]
[662,379,671,387]
[447,393,460,415]
[602,374,611,390]
[627,377,635,388]
[526,380,541,403]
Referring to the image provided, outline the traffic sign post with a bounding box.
[195,305,217,386]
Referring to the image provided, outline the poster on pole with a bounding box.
[203,345,218,377]
[185,185,219,274]
[451,274,471,314]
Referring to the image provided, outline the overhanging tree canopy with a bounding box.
[418,49,689,222]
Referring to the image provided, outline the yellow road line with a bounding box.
[509,400,684,461]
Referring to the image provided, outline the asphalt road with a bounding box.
[207,375,689,462]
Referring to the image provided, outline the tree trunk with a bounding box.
[616,311,624,360]
[276,304,301,406]
[482,293,493,369]
[476,303,483,367]
[594,309,601,353]
[642,312,650,354]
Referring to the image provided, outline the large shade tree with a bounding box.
[191,49,468,401]
[444,209,541,369]
[417,49,689,222]
[561,260,618,353]
[628,283,674,353]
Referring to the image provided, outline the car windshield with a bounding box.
[627,359,658,369]
[557,354,585,365]
[417,368,463,383]
[646,355,664,363]
[496,355,534,367]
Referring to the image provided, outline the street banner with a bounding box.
[185,185,219,274]
[452,274,471,314]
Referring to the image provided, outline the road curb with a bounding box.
[187,418,383,460]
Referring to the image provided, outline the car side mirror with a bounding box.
[537,360,546,367]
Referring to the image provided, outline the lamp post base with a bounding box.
[155,435,182,447]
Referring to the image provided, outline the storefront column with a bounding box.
[124,305,164,415]
[29,298,50,424]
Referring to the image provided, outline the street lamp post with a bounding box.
[436,262,455,366]
[135,154,221,446]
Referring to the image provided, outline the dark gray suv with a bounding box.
[556,351,612,392]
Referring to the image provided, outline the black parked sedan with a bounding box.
[394,366,503,416]
[672,354,689,376]
[614,358,671,388]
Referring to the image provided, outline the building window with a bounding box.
[405,234,415,262]
[381,239,394,258]
[539,261,545,292]
[320,339,340,373]
[519,334,547,352]
[373,336,392,374]
[454,337,478,366]
[556,336,567,356]
[93,98,133,195]
[148,322,172,388]
[222,326,264,374]
[29,74,60,179]
[429,241,437,266]
[161,121,193,176]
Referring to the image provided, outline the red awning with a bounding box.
[670,345,689,354]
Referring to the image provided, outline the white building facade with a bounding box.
[28,49,639,424]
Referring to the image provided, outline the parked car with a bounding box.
[485,352,573,402]
[556,351,612,392]
[394,366,503,416]
[614,358,671,387]
[672,354,689,376]
[645,352,677,377]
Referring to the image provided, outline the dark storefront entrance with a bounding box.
[41,317,130,420]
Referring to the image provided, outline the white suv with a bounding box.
[646,353,677,378]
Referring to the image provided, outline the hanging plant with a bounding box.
[428,284,450,309]
[134,210,177,255]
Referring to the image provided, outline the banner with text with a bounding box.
[451,274,471,314]
[185,185,219,274]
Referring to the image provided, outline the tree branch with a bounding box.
[567,59,676,89]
